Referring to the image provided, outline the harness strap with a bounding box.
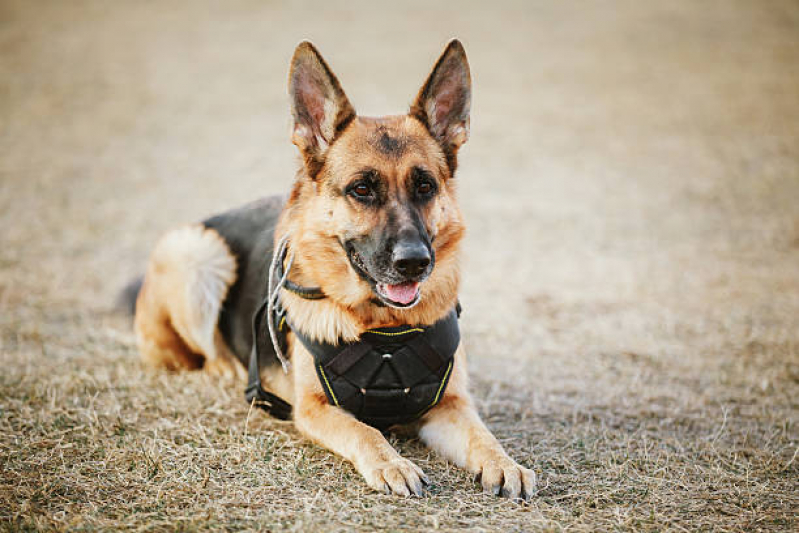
[406,335,447,372]
[326,343,373,376]
[244,240,324,420]
[245,354,292,420]
[245,298,292,420]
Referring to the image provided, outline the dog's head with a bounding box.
[286,41,469,311]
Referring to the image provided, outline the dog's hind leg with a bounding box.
[134,225,242,378]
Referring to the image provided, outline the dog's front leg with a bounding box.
[419,346,536,499]
[291,343,428,496]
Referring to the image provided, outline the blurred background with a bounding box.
[1,1,797,529]
[3,0,797,368]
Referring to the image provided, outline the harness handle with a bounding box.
[245,290,292,419]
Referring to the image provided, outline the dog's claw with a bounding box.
[409,478,424,497]
[485,484,501,496]
[364,457,427,497]
[408,471,426,496]
[476,457,536,501]
[520,468,537,501]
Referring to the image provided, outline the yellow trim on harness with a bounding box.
[278,316,286,330]
[317,365,339,406]
[430,361,453,407]
[365,328,424,336]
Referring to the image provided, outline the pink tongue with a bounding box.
[381,282,420,304]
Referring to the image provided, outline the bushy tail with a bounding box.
[118,276,144,316]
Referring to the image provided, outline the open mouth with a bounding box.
[375,281,421,307]
[346,249,423,308]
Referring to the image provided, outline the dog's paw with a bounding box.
[361,457,429,497]
[474,454,536,501]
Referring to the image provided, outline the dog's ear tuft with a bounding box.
[411,40,471,160]
[289,41,356,173]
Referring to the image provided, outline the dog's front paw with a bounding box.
[360,457,429,497]
[473,453,536,500]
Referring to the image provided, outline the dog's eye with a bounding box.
[417,182,433,195]
[415,178,437,199]
[348,182,373,199]
[411,167,437,199]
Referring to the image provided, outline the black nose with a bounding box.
[392,242,431,278]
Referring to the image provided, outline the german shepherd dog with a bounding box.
[131,40,535,499]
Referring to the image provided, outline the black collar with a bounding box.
[273,243,326,300]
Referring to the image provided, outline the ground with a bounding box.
[1,1,798,531]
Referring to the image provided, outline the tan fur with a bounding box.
[273,42,533,498]
[135,225,243,379]
[134,40,534,499]
[277,115,464,342]
[418,346,536,495]
[289,340,426,495]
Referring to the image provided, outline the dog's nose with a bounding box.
[392,242,431,278]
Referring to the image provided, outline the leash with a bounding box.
[245,233,324,420]
[266,233,294,374]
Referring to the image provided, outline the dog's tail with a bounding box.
[117,275,144,317]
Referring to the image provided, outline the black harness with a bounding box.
[244,247,461,430]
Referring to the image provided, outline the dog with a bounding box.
[128,40,535,499]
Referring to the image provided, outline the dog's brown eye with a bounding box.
[411,167,437,199]
[353,184,370,196]
[348,181,374,200]
[415,179,437,198]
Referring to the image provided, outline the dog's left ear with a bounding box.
[411,40,472,164]
[289,41,356,174]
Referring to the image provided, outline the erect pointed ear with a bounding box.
[410,40,471,162]
[288,41,356,174]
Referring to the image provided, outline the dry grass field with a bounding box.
[1,1,798,531]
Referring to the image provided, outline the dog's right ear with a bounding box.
[289,41,356,175]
